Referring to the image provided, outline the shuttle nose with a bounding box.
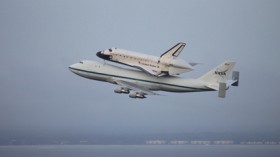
[96,51,111,60]
[96,51,102,57]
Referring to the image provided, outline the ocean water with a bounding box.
[0,145,279,157]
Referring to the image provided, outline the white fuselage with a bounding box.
[96,48,193,76]
[69,60,212,93]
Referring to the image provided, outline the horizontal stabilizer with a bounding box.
[205,84,219,91]
[218,82,227,98]
[232,71,239,86]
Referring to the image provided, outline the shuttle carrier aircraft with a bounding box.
[69,60,239,99]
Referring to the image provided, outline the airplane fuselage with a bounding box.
[69,60,212,93]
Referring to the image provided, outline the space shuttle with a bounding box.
[96,42,198,77]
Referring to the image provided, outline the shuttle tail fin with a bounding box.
[160,42,186,59]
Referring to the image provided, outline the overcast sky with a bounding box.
[0,0,280,136]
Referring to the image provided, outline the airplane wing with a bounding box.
[114,79,159,95]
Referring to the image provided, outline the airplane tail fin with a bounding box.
[160,42,186,59]
[198,61,237,98]
[199,61,236,84]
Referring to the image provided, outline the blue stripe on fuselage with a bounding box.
[69,67,213,92]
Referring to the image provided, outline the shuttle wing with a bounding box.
[133,65,159,76]
[114,79,159,95]
[125,61,161,76]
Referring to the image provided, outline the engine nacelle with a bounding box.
[129,92,146,99]
[114,86,129,94]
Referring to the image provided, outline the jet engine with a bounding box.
[129,92,146,99]
[114,86,129,94]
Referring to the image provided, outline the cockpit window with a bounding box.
[109,48,112,52]
[80,61,84,64]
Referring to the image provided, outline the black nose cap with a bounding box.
[96,51,102,57]
[96,51,110,60]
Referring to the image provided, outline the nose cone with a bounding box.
[96,51,111,60]
[69,63,80,74]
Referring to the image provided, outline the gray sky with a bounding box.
[0,0,280,136]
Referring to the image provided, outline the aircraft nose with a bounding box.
[69,64,75,69]
[69,63,79,73]
[96,51,110,60]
